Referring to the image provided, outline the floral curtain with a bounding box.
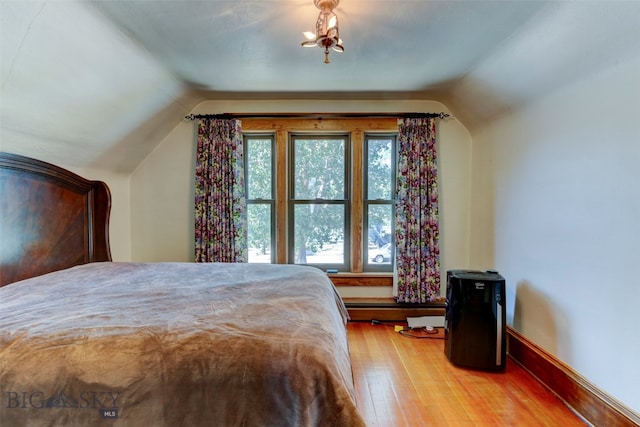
[394,118,440,302]
[194,118,247,262]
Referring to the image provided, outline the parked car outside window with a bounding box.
[370,243,392,263]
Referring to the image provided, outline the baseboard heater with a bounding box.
[407,316,445,328]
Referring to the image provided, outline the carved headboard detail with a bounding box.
[0,152,112,286]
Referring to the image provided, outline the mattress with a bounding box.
[0,262,365,426]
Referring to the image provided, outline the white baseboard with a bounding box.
[407,315,445,328]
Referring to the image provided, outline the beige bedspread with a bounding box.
[0,262,365,426]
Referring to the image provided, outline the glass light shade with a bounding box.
[327,15,337,29]
[301,31,317,47]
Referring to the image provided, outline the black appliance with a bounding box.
[444,270,506,371]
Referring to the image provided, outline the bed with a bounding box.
[0,152,365,427]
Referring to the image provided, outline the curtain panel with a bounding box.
[394,118,441,303]
[194,118,247,262]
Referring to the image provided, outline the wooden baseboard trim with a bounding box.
[346,307,445,322]
[343,297,445,321]
[507,327,640,427]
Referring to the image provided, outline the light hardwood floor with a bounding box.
[347,321,587,426]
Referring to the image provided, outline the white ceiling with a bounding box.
[1,0,640,173]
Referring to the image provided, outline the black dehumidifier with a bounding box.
[444,270,506,371]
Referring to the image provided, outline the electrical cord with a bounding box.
[398,327,444,339]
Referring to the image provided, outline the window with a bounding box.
[245,135,275,263]
[243,118,398,273]
[289,134,350,270]
[364,134,396,272]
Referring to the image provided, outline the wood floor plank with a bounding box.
[348,321,587,426]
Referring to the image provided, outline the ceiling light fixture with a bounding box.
[301,0,344,64]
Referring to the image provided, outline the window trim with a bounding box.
[288,133,351,271]
[241,117,398,273]
[244,134,276,263]
[363,133,397,272]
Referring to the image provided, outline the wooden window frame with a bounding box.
[242,118,398,273]
[363,133,397,273]
[244,134,276,263]
[288,133,351,271]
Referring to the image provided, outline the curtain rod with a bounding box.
[184,112,450,121]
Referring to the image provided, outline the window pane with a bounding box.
[247,204,272,263]
[293,204,344,264]
[246,138,272,200]
[293,138,345,200]
[367,205,393,265]
[367,138,393,200]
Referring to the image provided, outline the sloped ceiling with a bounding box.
[1,0,639,173]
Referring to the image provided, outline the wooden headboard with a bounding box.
[0,152,112,286]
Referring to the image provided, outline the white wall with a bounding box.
[130,99,473,299]
[129,122,196,262]
[469,56,640,413]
